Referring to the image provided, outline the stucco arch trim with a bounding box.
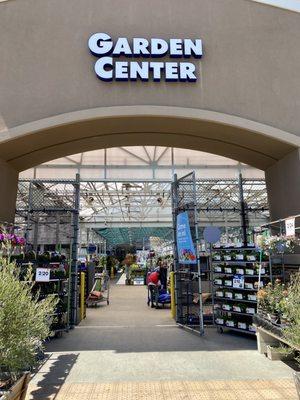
[1,106,299,171]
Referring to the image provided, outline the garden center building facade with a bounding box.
[0,0,300,222]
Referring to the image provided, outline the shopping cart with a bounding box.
[147,285,171,308]
[86,271,110,307]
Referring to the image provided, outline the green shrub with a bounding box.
[283,273,300,351]
[0,257,58,379]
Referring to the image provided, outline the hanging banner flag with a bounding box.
[285,218,295,237]
[176,211,197,264]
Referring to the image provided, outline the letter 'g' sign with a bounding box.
[88,33,203,82]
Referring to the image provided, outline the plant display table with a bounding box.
[130,265,146,285]
[0,373,30,400]
[253,315,300,355]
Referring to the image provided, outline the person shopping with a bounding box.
[159,260,168,290]
[148,268,161,308]
[123,253,134,285]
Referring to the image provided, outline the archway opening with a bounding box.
[5,122,297,395]
[15,145,270,337]
[1,106,298,173]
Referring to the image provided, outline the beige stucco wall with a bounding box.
[0,0,299,135]
[0,0,300,171]
[0,0,299,221]
[266,148,300,219]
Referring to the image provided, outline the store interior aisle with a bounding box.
[26,282,297,400]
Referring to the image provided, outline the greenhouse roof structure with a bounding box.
[20,146,264,181]
[16,147,270,247]
[96,227,173,247]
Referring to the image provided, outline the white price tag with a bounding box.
[285,218,295,237]
[35,268,50,282]
[233,274,245,289]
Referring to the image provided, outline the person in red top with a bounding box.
[148,270,160,285]
[148,269,161,308]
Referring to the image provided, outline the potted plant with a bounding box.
[257,287,270,317]
[238,321,247,330]
[233,251,244,261]
[256,234,299,256]
[257,280,285,324]
[24,250,36,262]
[222,303,232,311]
[224,290,233,299]
[225,317,235,328]
[246,251,257,262]
[224,266,233,274]
[0,255,58,399]
[37,251,51,264]
[212,253,221,261]
[255,263,266,275]
[282,273,300,348]
[233,303,244,313]
[214,265,222,273]
[215,317,224,326]
[266,344,294,361]
[215,290,224,298]
[235,267,244,275]
[234,292,243,300]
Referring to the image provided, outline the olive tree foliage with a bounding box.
[0,257,58,377]
[284,273,300,351]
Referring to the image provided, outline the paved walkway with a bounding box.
[26,283,298,399]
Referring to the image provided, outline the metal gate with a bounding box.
[17,176,80,327]
[172,172,204,335]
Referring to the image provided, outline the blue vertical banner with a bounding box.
[176,211,197,264]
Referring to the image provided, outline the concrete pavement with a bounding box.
[26,283,298,399]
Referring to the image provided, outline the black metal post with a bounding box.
[192,171,204,335]
[238,173,248,247]
[24,181,33,252]
[171,174,179,322]
[70,173,80,327]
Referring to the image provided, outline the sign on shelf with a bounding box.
[233,274,245,289]
[285,218,295,237]
[35,268,50,282]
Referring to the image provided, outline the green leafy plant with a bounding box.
[283,273,300,350]
[257,280,286,315]
[256,235,299,255]
[99,256,107,268]
[0,256,58,380]
[258,273,300,363]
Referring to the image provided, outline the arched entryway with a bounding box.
[0,106,299,222]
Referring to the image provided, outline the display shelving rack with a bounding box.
[18,259,70,337]
[211,246,271,336]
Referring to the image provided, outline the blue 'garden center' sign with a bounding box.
[176,211,197,265]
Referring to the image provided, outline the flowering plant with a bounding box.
[0,233,26,246]
[256,235,299,255]
[257,279,288,316]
